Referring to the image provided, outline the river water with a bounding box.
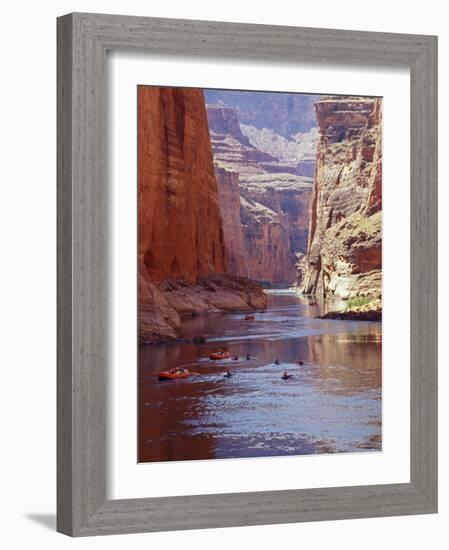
[139,290,382,462]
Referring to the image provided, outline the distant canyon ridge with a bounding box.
[205,90,318,284]
[138,87,382,343]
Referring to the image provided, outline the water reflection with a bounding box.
[139,291,382,462]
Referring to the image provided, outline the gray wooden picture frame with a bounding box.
[57,12,438,537]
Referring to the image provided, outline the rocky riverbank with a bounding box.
[139,273,267,344]
[318,298,382,321]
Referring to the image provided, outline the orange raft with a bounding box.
[209,351,231,360]
[158,367,191,381]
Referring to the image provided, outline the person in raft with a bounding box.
[169,366,185,374]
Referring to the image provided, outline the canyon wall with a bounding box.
[240,196,294,283]
[138,86,226,284]
[214,166,249,276]
[138,87,266,343]
[206,101,314,284]
[298,97,382,303]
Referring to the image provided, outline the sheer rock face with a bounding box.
[299,97,382,300]
[138,87,226,284]
[240,197,295,283]
[138,87,266,343]
[241,176,311,266]
[215,166,249,277]
[207,103,313,284]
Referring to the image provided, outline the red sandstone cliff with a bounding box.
[139,87,226,283]
[298,97,382,305]
[138,87,266,343]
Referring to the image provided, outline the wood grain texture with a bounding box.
[409,37,438,508]
[57,12,438,536]
[57,13,74,536]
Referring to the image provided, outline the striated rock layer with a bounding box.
[206,102,314,284]
[298,96,382,304]
[138,87,266,343]
[240,125,319,177]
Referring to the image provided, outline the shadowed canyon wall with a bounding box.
[206,100,315,284]
[299,96,382,303]
[138,87,266,343]
[214,166,249,276]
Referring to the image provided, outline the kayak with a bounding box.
[209,351,231,360]
[158,369,191,381]
[244,315,255,321]
[281,374,293,380]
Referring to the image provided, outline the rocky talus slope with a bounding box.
[206,102,314,284]
[298,96,382,315]
[138,87,266,343]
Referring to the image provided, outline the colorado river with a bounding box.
[139,290,382,462]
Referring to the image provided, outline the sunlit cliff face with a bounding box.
[299,97,382,301]
[138,86,226,285]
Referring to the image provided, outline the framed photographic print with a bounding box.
[137,86,382,464]
[57,12,437,536]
